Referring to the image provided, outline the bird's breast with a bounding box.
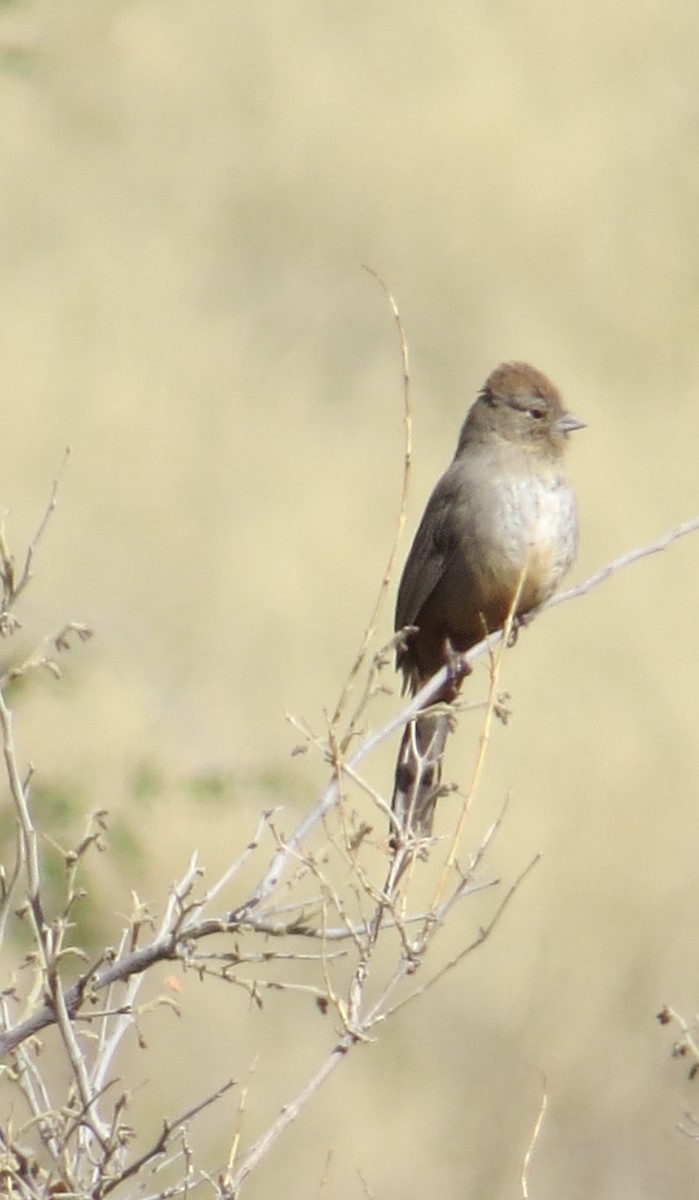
[473,469,578,610]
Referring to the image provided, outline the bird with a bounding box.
[391,361,584,844]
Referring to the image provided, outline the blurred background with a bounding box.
[1,1,699,1196]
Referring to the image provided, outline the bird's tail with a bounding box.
[367,708,451,935]
[390,707,450,843]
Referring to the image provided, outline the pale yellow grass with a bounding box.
[1,2,699,1197]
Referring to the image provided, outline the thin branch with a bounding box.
[549,514,699,609]
[433,564,527,912]
[521,1082,547,1198]
[376,853,541,1024]
[0,447,70,613]
[0,688,40,907]
[96,1078,237,1198]
[330,267,412,738]
[222,1043,349,1197]
[21,448,71,590]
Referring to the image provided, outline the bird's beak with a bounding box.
[557,411,586,434]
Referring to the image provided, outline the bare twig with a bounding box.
[96,1078,237,1198]
[0,447,70,615]
[521,1083,547,1198]
[550,515,699,608]
[377,853,541,1023]
[330,268,412,739]
[222,1043,349,1197]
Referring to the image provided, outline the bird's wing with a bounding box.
[395,477,457,632]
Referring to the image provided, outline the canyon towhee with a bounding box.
[392,361,584,842]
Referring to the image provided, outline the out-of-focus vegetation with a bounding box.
[1,3,699,1197]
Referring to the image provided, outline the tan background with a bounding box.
[2,2,699,1197]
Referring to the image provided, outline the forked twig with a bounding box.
[0,447,70,614]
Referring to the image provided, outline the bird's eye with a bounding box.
[528,403,546,420]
